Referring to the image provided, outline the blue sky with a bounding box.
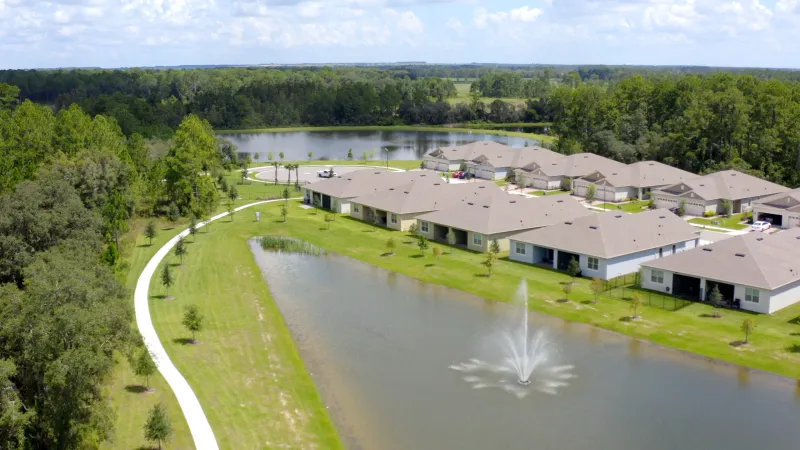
[1,0,800,69]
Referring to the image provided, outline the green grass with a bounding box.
[456,122,552,129]
[595,201,652,213]
[249,159,423,171]
[494,180,508,187]
[447,83,528,107]
[217,125,554,144]
[531,190,571,197]
[689,213,750,230]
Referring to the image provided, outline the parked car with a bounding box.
[751,221,771,232]
[452,171,463,179]
[317,169,336,178]
[458,172,467,179]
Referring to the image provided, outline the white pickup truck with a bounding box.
[317,168,337,178]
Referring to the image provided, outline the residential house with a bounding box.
[651,170,788,216]
[516,153,627,191]
[422,141,511,172]
[641,228,800,314]
[414,194,592,253]
[573,161,695,202]
[509,209,700,280]
[465,145,562,181]
[752,188,800,229]
[349,180,503,231]
[302,170,433,214]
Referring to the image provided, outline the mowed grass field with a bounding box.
[447,82,528,106]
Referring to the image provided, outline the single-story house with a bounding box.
[349,180,503,231]
[752,188,800,229]
[465,145,562,181]
[508,209,700,280]
[516,153,627,190]
[414,194,592,253]
[641,228,800,314]
[422,141,512,172]
[651,170,788,216]
[573,161,695,202]
[302,170,433,214]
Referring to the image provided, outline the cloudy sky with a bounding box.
[1,0,800,69]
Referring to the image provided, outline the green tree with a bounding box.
[182,304,205,343]
[279,152,285,162]
[408,222,419,236]
[308,151,313,160]
[228,185,238,202]
[282,187,290,204]
[285,163,294,186]
[432,246,443,261]
[0,82,20,110]
[189,222,198,243]
[562,282,573,301]
[144,403,172,450]
[676,200,687,217]
[167,202,181,224]
[489,239,501,258]
[347,149,353,160]
[721,200,733,218]
[145,221,157,246]
[273,161,279,185]
[102,241,119,267]
[590,277,604,304]
[241,167,248,185]
[585,183,597,202]
[267,151,273,161]
[363,150,369,164]
[174,236,187,265]
[161,263,174,297]
[324,213,335,230]
[133,348,157,389]
[560,177,572,191]
[0,359,28,449]
[708,285,723,318]
[254,152,260,163]
[164,115,220,216]
[103,188,131,251]
[280,205,288,222]
[386,237,396,255]
[567,258,581,279]
[312,196,321,214]
[417,234,429,255]
[630,293,643,319]
[741,318,756,344]
[227,200,235,221]
[446,230,456,246]
[482,252,496,277]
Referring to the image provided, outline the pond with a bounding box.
[217,130,538,161]
[250,246,800,450]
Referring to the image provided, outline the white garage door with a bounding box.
[437,162,449,172]
[475,168,495,180]
[424,160,438,170]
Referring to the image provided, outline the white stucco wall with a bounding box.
[765,280,800,313]
[653,194,716,216]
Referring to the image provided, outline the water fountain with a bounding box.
[450,279,575,398]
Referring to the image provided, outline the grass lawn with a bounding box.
[595,201,652,213]
[218,125,554,144]
[249,159,423,171]
[689,213,750,230]
[531,190,571,197]
[448,83,528,107]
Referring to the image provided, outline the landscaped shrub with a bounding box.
[560,177,572,191]
[703,211,716,218]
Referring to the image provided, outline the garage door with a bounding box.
[476,168,495,180]
[437,162,449,172]
[573,183,587,197]
[424,160,438,170]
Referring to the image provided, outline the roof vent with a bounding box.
[757,237,765,241]
[735,253,746,257]
[557,200,563,203]
[565,221,573,225]
[434,183,441,186]
[374,171,381,174]
[703,248,713,252]
[659,216,666,219]
[483,205,490,208]
[467,202,474,206]
[479,186,485,189]
[731,173,737,176]
[509,200,517,204]
[589,226,598,230]
[615,215,622,218]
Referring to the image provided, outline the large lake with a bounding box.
[218,130,538,161]
[251,247,800,450]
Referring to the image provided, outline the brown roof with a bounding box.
[643,227,800,290]
[655,170,788,201]
[415,194,592,235]
[579,161,695,189]
[754,188,800,213]
[351,180,504,215]
[510,209,699,259]
[305,170,434,199]
[521,153,627,178]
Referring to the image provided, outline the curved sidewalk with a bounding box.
[134,199,284,450]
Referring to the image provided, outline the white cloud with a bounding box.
[509,6,542,22]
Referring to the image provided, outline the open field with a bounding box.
[218,125,554,144]
[689,213,750,230]
[447,82,528,106]
[595,201,652,213]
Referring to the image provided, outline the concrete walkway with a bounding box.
[134,199,290,450]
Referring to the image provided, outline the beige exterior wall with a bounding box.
[350,202,367,221]
[388,212,421,231]
[467,230,522,253]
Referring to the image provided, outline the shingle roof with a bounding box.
[426,141,513,162]
[351,180,504,215]
[579,161,695,189]
[655,170,788,201]
[642,228,800,290]
[305,170,434,199]
[509,209,699,259]
[754,188,800,213]
[520,153,627,178]
[415,194,592,235]
[468,145,562,169]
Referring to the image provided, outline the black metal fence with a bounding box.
[600,272,692,312]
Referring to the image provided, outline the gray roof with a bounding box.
[469,146,562,169]
[579,161,695,189]
[351,180,504,215]
[415,194,592,236]
[655,170,788,201]
[753,188,800,213]
[642,227,800,291]
[520,153,627,178]
[510,209,699,259]
[305,170,435,199]
[426,141,513,162]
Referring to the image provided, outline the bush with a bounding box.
[559,177,572,191]
[703,211,716,218]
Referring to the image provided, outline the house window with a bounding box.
[421,221,429,233]
[353,204,360,213]
[515,242,526,255]
[473,233,483,246]
[587,257,599,271]
[390,213,397,224]
[651,270,664,284]
[745,287,760,304]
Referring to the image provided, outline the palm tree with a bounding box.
[294,163,301,189]
[285,163,294,186]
